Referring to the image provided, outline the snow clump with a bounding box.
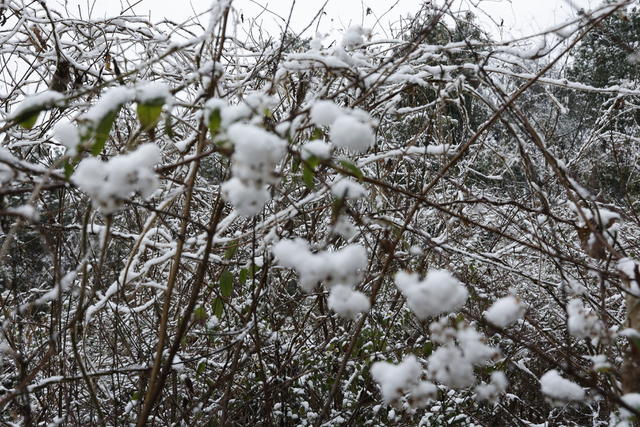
[330,115,375,153]
[620,393,640,421]
[567,299,602,341]
[309,99,375,154]
[272,238,367,292]
[475,371,508,403]
[427,320,499,388]
[484,296,525,327]
[370,355,437,407]
[331,177,367,199]
[136,81,172,104]
[53,120,81,155]
[301,140,331,160]
[394,270,468,319]
[310,100,343,127]
[72,144,161,213]
[327,284,370,319]
[221,123,286,216]
[540,370,585,404]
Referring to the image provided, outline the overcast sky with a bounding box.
[60,0,599,41]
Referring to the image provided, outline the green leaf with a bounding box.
[311,128,324,140]
[197,361,207,375]
[194,306,207,322]
[220,270,233,297]
[291,157,300,173]
[64,161,75,179]
[131,391,141,401]
[239,268,248,285]
[208,108,222,136]
[17,112,39,130]
[91,109,119,155]
[212,297,224,317]
[302,164,315,189]
[136,103,163,130]
[306,155,321,169]
[339,160,364,180]
[423,341,433,356]
[165,115,175,139]
[224,242,238,260]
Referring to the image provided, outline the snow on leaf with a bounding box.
[540,370,585,403]
[327,284,370,319]
[394,270,468,319]
[484,296,525,328]
[329,115,375,153]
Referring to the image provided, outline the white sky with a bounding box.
[58,0,599,41]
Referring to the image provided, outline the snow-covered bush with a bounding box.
[1,0,639,425]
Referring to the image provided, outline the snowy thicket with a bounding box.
[1,0,640,425]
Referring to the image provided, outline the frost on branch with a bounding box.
[71,144,161,213]
[394,270,468,319]
[370,355,436,408]
[484,295,526,328]
[540,370,585,405]
[221,123,286,216]
[272,239,367,292]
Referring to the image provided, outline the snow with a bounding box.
[620,393,640,420]
[0,161,12,184]
[82,87,134,123]
[301,140,331,160]
[394,270,468,319]
[428,344,476,388]
[221,177,271,216]
[332,216,356,239]
[618,258,640,295]
[8,90,64,121]
[27,376,64,392]
[310,100,342,127]
[35,271,76,305]
[427,322,498,388]
[329,115,375,153]
[226,123,285,184]
[342,26,367,48]
[567,299,602,340]
[327,284,370,319]
[221,123,286,216]
[371,355,436,405]
[136,81,172,104]
[475,371,508,403]
[331,178,367,199]
[7,204,38,221]
[484,296,525,328]
[539,370,585,403]
[272,239,367,292]
[53,120,80,155]
[72,144,161,213]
